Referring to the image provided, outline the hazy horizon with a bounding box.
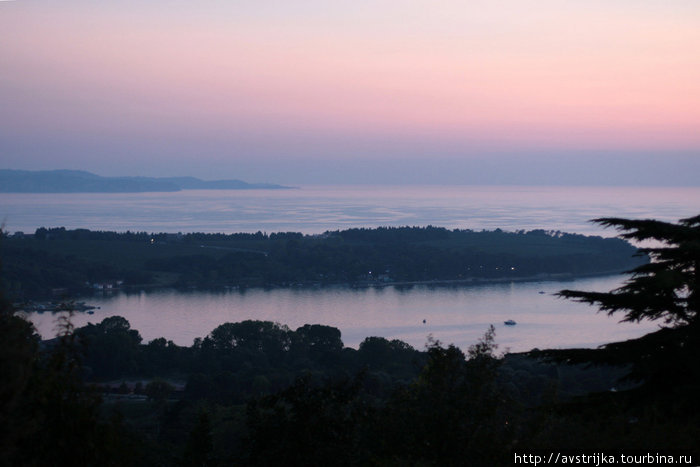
[4,185,700,237]
[2,164,700,187]
[2,1,698,186]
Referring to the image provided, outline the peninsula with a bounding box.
[0,169,291,193]
[2,226,645,300]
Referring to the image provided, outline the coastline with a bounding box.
[15,268,627,315]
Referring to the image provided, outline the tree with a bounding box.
[180,410,214,466]
[294,324,343,354]
[535,215,700,394]
[0,291,135,464]
[375,328,512,466]
[245,373,370,466]
[145,379,175,404]
[206,320,292,356]
[76,316,143,379]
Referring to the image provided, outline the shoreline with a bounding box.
[346,269,626,289]
[15,269,627,314]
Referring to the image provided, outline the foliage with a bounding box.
[145,379,176,404]
[538,216,700,388]
[558,215,700,326]
[4,216,700,464]
[244,327,512,466]
[245,373,371,466]
[1,226,643,299]
[180,410,214,467]
[0,294,135,465]
[75,315,143,379]
[5,306,697,465]
[372,328,512,465]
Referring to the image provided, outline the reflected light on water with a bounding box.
[27,275,658,353]
[2,185,699,235]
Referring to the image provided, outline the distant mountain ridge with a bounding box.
[0,169,291,193]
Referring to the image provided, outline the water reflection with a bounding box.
[28,275,657,353]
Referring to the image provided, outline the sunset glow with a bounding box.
[1,1,699,184]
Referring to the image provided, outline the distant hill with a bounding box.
[0,169,291,193]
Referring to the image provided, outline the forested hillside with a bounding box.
[1,215,698,465]
[1,226,643,300]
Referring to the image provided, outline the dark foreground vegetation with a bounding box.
[2,225,643,300]
[1,215,699,465]
[0,311,657,466]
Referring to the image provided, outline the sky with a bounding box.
[1,0,699,185]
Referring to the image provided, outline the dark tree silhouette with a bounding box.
[0,293,135,465]
[535,215,700,393]
[180,410,214,466]
[560,215,699,326]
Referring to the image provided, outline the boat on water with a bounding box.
[504,319,517,326]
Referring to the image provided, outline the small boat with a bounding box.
[504,319,517,326]
[538,291,546,294]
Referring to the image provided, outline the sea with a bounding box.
[3,185,700,352]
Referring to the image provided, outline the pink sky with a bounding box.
[1,1,699,184]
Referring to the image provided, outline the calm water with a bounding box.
[2,185,699,235]
[26,276,658,353]
[6,185,698,351]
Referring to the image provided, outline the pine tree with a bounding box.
[533,214,700,393]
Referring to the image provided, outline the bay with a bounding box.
[26,275,657,353]
[6,184,698,352]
